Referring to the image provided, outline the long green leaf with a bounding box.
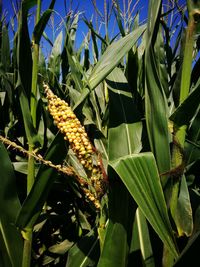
[48,31,63,84]
[73,25,146,110]
[170,175,193,236]
[22,0,37,12]
[98,68,142,267]
[1,25,11,71]
[33,0,56,44]
[106,68,142,160]
[133,208,155,267]
[88,24,146,90]
[145,0,171,178]
[17,1,33,99]
[0,142,23,267]
[97,176,136,267]
[109,152,179,259]
[16,83,41,147]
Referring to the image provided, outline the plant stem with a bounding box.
[22,230,32,267]
[27,151,35,193]
[23,1,41,266]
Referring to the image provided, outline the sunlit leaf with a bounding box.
[109,152,179,259]
[88,24,146,90]
[33,0,56,44]
[144,0,171,187]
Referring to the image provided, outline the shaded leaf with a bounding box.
[49,240,74,255]
[1,25,11,71]
[98,68,141,267]
[0,142,23,267]
[97,180,136,267]
[170,175,193,236]
[133,208,155,267]
[66,230,100,267]
[170,81,200,127]
[16,83,41,147]
[16,133,68,230]
[173,232,200,267]
[106,67,142,160]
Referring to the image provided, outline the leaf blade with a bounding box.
[109,152,179,259]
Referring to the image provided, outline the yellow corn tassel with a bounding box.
[43,83,107,209]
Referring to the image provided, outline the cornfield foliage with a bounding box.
[0,0,200,266]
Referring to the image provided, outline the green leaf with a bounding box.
[1,25,11,71]
[66,49,84,92]
[109,152,179,259]
[17,1,33,99]
[13,162,39,175]
[97,179,136,267]
[16,83,41,147]
[186,109,200,164]
[170,81,200,128]
[33,0,56,44]
[106,67,142,160]
[144,0,171,177]
[133,208,155,267]
[113,2,126,37]
[0,142,23,267]
[170,175,193,236]
[48,31,63,83]
[22,0,37,12]
[16,133,67,230]
[73,25,146,110]
[0,231,12,267]
[49,239,74,255]
[98,68,142,267]
[66,230,100,267]
[88,24,146,90]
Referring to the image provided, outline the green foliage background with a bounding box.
[0,0,200,266]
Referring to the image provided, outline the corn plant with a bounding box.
[0,0,200,266]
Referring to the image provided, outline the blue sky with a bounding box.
[2,0,186,57]
[3,1,149,51]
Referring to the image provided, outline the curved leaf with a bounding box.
[170,175,193,236]
[73,25,146,110]
[109,152,179,259]
[170,81,200,127]
[88,24,146,90]
[33,0,55,44]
